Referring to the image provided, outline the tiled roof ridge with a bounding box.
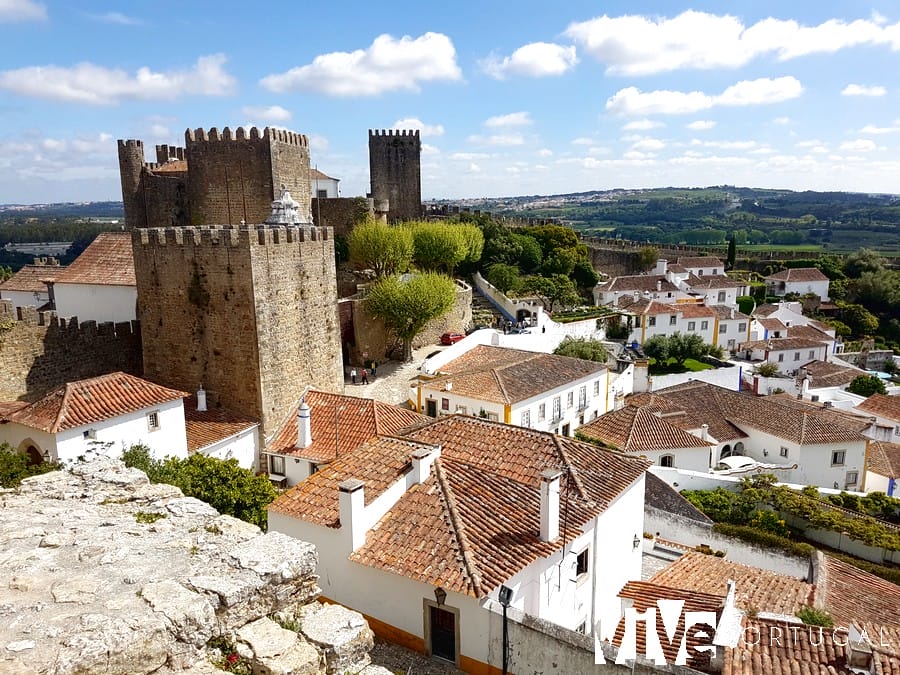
[552,436,592,506]
[623,407,644,451]
[432,459,484,598]
[490,368,512,405]
[53,382,76,433]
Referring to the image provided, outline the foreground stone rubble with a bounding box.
[0,459,384,674]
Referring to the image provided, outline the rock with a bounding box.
[141,580,217,645]
[257,639,321,675]
[236,617,299,659]
[5,640,35,652]
[298,603,374,674]
[51,577,100,603]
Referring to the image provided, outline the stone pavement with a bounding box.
[346,343,450,407]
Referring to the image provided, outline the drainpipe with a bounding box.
[590,513,600,645]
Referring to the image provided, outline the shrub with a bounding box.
[796,606,834,627]
[0,444,59,488]
[756,362,780,377]
[712,523,815,558]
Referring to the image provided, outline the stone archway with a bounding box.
[17,439,46,466]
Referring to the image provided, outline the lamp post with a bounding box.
[499,585,513,675]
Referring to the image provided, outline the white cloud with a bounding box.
[450,152,490,161]
[241,105,292,122]
[421,143,440,155]
[467,133,524,146]
[631,138,665,151]
[841,83,886,96]
[537,148,553,157]
[0,0,45,22]
[149,123,170,137]
[87,11,141,25]
[392,117,445,136]
[571,137,594,146]
[687,120,715,130]
[772,116,792,125]
[481,42,577,79]
[260,32,461,96]
[859,124,900,134]
[485,111,532,128]
[795,139,825,148]
[840,139,877,151]
[307,134,329,153]
[0,54,235,104]
[605,76,802,116]
[693,139,758,150]
[466,163,482,173]
[565,10,900,75]
[622,118,664,130]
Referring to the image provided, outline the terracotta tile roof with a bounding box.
[752,303,780,317]
[758,318,787,332]
[621,298,678,316]
[649,551,815,615]
[857,394,900,423]
[183,395,258,454]
[422,345,605,405]
[310,168,338,181]
[786,325,834,343]
[766,267,830,283]
[630,381,868,446]
[808,319,834,333]
[267,390,428,462]
[708,305,750,320]
[868,441,900,478]
[0,401,28,417]
[675,303,718,319]
[596,274,679,295]
[153,160,187,174]
[666,263,688,273]
[739,336,829,352]
[801,360,863,389]
[613,580,724,670]
[644,472,712,525]
[0,264,64,293]
[578,405,713,453]
[820,555,900,642]
[1,372,187,433]
[724,617,900,675]
[271,415,650,598]
[54,232,135,286]
[677,256,724,268]
[686,274,743,289]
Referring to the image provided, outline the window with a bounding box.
[845,471,859,487]
[809,350,815,359]
[831,450,846,466]
[455,405,467,415]
[552,396,561,421]
[316,189,328,199]
[669,315,677,326]
[794,352,801,361]
[780,447,789,458]
[778,353,784,362]
[575,548,589,577]
[718,291,727,303]
[147,411,160,431]
[567,392,574,408]
[738,322,747,332]
[578,386,587,410]
[713,269,719,275]
[660,454,675,467]
[441,397,449,411]
[648,317,656,327]
[635,317,641,327]
[486,412,499,422]
[83,428,97,440]
[521,410,531,428]
[701,320,709,330]
[576,621,587,634]
[593,380,600,396]
[269,455,285,476]
[719,324,727,334]
[687,321,696,331]
[538,403,546,421]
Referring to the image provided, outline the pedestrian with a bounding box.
[350,368,357,384]
[361,368,369,385]
[371,360,378,377]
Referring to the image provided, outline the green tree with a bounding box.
[824,319,852,338]
[847,374,887,397]
[485,263,522,295]
[553,337,609,363]
[540,249,577,276]
[0,443,59,488]
[0,265,12,282]
[850,270,900,314]
[571,259,599,290]
[637,246,659,271]
[122,445,276,530]
[839,302,879,336]
[643,334,670,364]
[521,274,581,312]
[365,272,457,361]
[756,362,780,377]
[510,233,543,273]
[726,234,736,270]
[408,221,470,274]
[348,219,413,279]
[844,248,885,278]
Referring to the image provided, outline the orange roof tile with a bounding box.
[267,390,428,462]
[868,441,900,479]
[739,336,828,352]
[183,395,258,453]
[786,325,834,342]
[820,555,900,642]
[54,232,135,286]
[649,551,815,615]
[153,160,187,174]
[596,275,679,295]
[0,264,64,293]
[578,405,714,453]
[686,274,743,290]
[857,394,900,423]
[310,168,338,181]
[766,267,830,283]
[675,303,718,319]
[758,318,787,332]
[2,372,186,433]
[801,360,864,389]
[422,345,605,405]
[677,256,724,268]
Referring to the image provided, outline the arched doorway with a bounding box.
[17,439,46,466]
[719,444,733,459]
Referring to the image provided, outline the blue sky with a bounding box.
[2,0,900,204]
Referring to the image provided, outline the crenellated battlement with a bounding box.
[132,223,330,249]
[117,139,144,150]
[184,126,308,147]
[0,299,137,337]
[155,144,185,163]
[369,129,420,139]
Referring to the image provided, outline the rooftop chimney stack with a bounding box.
[411,446,441,484]
[339,478,366,551]
[540,469,563,542]
[197,386,207,412]
[656,280,662,292]
[701,423,709,441]
[296,400,312,448]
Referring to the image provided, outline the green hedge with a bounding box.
[712,523,816,558]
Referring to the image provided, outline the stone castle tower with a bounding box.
[122,127,342,440]
[368,129,421,222]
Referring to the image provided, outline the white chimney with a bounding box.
[700,424,709,441]
[411,446,441,484]
[197,386,207,412]
[446,381,453,391]
[656,279,662,292]
[339,478,366,551]
[540,469,563,542]
[296,400,312,448]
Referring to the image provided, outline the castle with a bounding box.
[368,129,422,222]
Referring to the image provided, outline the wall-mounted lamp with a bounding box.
[763,449,768,457]
[434,587,447,607]
[633,534,641,550]
[499,585,513,675]
[293,458,301,464]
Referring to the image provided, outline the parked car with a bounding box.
[440,332,465,345]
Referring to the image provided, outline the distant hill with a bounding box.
[0,202,124,218]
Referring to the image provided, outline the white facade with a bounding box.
[767,275,830,301]
[717,314,751,352]
[310,174,339,198]
[0,288,48,308]
[640,445,714,473]
[54,282,137,323]
[0,399,188,465]
[627,307,716,346]
[742,343,829,375]
[199,425,258,469]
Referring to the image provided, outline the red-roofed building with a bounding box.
[865,441,900,496]
[0,260,64,309]
[765,267,831,301]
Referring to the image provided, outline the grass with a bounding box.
[648,357,714,375]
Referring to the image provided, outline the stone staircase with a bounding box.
[470,288,504,328]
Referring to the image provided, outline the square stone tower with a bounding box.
[368,129,421,223]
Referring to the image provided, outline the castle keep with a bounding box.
[368,129,421,223]
[124,127,342,440]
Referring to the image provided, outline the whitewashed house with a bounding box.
[855,394,900,443]
[412,345,608,436]
[865,441,900,497]
[623,300,718,346]
[269,414,649,672]
[310,168,339,199]
[765,267,830,301]
[183,392,259,469]
[739,336,830,375]
[0,260,64,309]
[52,232,137,323]
[0,372,188,464]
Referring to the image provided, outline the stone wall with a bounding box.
[368,130,421,223]
[312,196,371,238]
[132,226,343,440]
[0,459,379,674]
[0,299,142,401]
